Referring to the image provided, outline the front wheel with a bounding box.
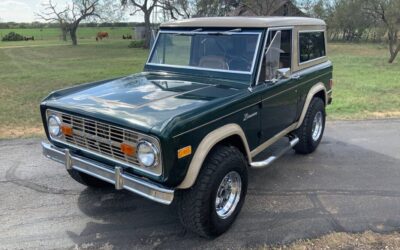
[177,145,248,238]
[294,97,326,154]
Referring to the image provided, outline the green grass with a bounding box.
[0,40,148,138]
[0,38,399,138]
[327,43,400,119]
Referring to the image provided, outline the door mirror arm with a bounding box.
[264,68,292,85]
[277,68,291,79]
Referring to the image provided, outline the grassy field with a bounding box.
[328,43,400,119]
[0,38,147,138]
[0,31,399,138]
[0,27,133,42]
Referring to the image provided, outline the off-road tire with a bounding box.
[67,169,109,187]
[177,145,248,238]
[294,97,326,154]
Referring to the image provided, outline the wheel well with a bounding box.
[214,134,249,162]
[314,90,326,105]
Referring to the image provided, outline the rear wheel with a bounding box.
[177,145,248,238]
[67,169,109,187]
[294,97,326,154]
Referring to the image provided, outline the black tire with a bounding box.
[294,97,326,154]
[177,145,248,238]
[67,169,109,187]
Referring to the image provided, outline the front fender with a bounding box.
[176,123,251,189]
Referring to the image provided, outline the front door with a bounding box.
[258,28,300,142]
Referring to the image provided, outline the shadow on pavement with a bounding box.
[68,137,400,249]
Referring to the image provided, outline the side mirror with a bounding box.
[277,68,291,79]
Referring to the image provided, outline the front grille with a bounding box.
[60,113,141,166]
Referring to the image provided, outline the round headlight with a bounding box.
[48,115,62,138]
[137,140,158,168]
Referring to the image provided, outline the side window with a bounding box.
[259,29,292,83]
[299,31,326,63]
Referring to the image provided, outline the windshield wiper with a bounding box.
[175,28,242,36]
[175,28,203,36]
[213,28,242,35]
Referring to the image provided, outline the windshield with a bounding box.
[147,31,261,74]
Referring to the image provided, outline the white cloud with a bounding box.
[0,0,35,22]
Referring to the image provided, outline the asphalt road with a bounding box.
[1,120,399,249]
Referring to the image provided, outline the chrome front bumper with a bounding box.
[42,142,174,205]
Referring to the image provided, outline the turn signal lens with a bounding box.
[120,143,136,156]
[178,146,192,159]
[61,125,73,136]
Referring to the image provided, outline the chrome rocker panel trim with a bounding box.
[42,141,174,205]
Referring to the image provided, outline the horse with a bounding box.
[96,32,109,41]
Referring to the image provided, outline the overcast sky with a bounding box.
[0,0,142,23]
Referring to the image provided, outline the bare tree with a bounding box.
[122,0,162,48]
[37,0,69,41]
[67,0,101,45]
[162,0,194,19]
[365,0,400,63]
[241,0,285,16]
[159,0,236,20]
[168,0,195,18]
[195,0,240,16]
[38,0,118,46]
[121,0,241,47]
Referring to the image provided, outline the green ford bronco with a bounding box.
[41,17,333,237]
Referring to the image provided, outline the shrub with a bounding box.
[2,32,25,42]
[128,40,145,48]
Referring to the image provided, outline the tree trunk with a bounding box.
[61,28,67,41]
[143,12,152,49]
[388,44,400,64]
[387,30,399,64]
[70,26,78,46]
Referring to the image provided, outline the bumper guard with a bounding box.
[42,142,174,205]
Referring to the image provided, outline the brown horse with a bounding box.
[96,32,109,41]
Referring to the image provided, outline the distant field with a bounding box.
[0,40,147,138]
[0,39,399,138]
[0,27,133,42]
[327,43,400,119]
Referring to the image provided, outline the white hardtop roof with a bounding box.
[161,17,326,28]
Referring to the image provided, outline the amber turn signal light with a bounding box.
[61,125,73,136]
[120,143,136,156]
[178,146,192,159]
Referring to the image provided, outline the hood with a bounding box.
[43,73,247,134]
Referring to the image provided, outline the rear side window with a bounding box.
[299,31,326,63]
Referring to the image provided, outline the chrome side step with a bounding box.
[250,136,299,168]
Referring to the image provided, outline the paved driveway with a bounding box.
[0,120,399,249]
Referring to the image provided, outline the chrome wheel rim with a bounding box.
[215,171,242,219]
[312,111,323,141]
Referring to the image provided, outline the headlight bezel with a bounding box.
[47,114,62,138]
[137,140,160,168]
